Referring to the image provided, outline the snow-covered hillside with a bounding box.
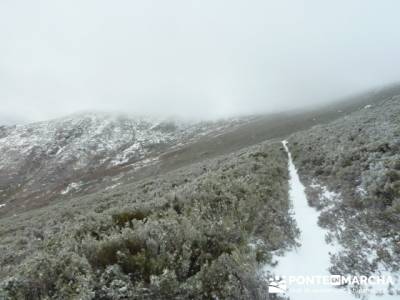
[0,112,250,216]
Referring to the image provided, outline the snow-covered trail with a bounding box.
[268,140,357,299]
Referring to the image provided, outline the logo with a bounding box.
[266,274,395,294]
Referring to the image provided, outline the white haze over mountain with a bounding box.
[1,0,400,123]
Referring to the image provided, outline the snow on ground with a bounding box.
[0,203,5,208]
[263,141,395,299]
[105,183,122,191]
[61,182,82,195]
[361,244,400,298]
[356,185,368,197]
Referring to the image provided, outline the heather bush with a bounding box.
[0,142,296,299]
[288,95,400,281]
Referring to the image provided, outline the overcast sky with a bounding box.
[1,0,400,123]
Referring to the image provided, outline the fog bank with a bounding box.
[1,0,400,122]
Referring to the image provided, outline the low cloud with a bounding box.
[1,0,400,122]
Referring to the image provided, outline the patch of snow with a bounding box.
[364,105,373,109]
[0,203,6,208]
[55,146,65,156]
[130,156,160,170]
[105,183,122,191]
[61,182,82,195]
[309,179,320,189]
[308,180,341,213]
[352,233,400,297]
[322,188,338,200]
[149,122,161,130]
[248,239,265,250]
[356,185,368,197]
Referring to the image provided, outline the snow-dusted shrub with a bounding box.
[288,95,400,280]
[0,142,296,299]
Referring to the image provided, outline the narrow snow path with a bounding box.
[267,141,357,299]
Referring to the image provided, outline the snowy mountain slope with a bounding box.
[1,84,396,219]
[2,85,399,219]
[0,112,251,217]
